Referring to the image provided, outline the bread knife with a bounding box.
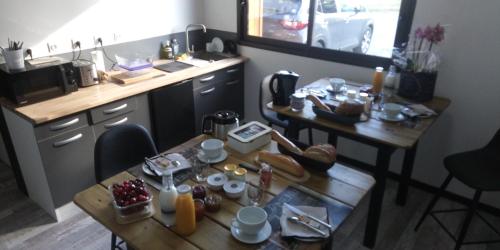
[238,162,260,172]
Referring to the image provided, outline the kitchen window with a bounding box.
[238,0,416,68]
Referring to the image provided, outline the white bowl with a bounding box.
[207,173,228,191]
[223,180,246,199]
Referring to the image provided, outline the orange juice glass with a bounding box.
[372,67,384,94]
[175,185,196,236]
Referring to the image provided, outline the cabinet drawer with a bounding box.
[93,112,138,139]
[35,113,89,142]
[90,96,137,124]
[223,64,243,81]
[38,126,96,207]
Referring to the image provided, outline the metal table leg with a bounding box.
[286,120,301,140]
[363,145,394,248]
[396,141,418,206]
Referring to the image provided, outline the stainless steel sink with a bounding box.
[191,52,231,61]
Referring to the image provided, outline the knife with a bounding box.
[238,162,260,172]
[284,203,332,229]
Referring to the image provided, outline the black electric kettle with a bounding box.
[269,70,300,106]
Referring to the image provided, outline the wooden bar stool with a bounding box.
[415,129,500,250]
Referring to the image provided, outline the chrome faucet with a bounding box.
[185,24,207,56]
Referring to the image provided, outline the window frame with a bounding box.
[237,0,417,69]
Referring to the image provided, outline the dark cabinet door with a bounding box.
[220,78,244,119]
[150,79,195,151]
[193,83,224,134]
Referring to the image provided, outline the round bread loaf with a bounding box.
[335,100,364,116]
[303,144,336,163]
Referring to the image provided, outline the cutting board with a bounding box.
[110,68,166,85]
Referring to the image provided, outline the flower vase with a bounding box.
[397,70,437,102]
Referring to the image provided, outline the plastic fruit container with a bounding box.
[108,182,154,224]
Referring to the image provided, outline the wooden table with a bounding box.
[74,135,374,249]
[267,78,451,248]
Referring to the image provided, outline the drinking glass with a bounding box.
[247,184,263,206]
[192,159,208,182]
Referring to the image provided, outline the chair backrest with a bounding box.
[94,124,158,182]
[486,128,500,149]
[259,74,274,120]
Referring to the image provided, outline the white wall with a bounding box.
[203,0,500,208]
[0,0,204,58]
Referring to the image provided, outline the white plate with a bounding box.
[211,37,224,53]
[197,149,228,164]
[231,220,272,244]
[379,113,406,122]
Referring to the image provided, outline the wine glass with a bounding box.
[247,184,263,206]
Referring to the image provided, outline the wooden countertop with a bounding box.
[1,57,247,125]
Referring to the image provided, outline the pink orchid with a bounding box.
[415,27,424,38]
[432,23,445,43]
[423,26,434,41]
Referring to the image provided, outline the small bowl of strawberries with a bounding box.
[108,178,153,222]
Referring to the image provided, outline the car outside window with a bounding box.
[239,0,416,68]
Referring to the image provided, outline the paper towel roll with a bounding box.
[91,50,105,72]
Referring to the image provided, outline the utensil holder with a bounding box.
[2,49,25,70]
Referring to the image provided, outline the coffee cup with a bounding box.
[383,103,403,118]
[329,78,346,93]
[201,139,224,159]
[231,206,268,235]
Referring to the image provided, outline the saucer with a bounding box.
[231,220,272,244]
[379,113,406,122]
[197,149,228,164]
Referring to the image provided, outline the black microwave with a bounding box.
[0,59,78,105]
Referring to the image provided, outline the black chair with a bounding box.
[415,128,500,250]
[94,124,158,250]
[259,74,313,145]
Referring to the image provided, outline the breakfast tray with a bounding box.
[258,185,353,249]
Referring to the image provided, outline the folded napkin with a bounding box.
[408,104,437,116]
[280,205,330,238]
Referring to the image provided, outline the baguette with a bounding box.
[306,95,331,112]
[271,130,303,155]
[303,144,336,163]
[258,151,305,177]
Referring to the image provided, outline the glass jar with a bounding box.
[224,164,237,179]
[259,163,272,189]
[233,167,247,182]
[175,184,196,236]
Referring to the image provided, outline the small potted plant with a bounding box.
[393,24,445,102]
[1,39,25,70]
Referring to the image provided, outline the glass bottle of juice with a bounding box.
[372,66,384,95]
[175,184,196,236]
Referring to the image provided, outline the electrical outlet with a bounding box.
[113,33,121,42]
[93,36,103,47]
[71,40,81,50]
[47,43,58,53]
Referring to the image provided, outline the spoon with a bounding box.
[287,216,327,237]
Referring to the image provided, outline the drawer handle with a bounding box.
[200,87,215,95]
[181,79,192,84]
[104,117,128,128]
[226,80,239,86]
[53,133,83,148]
[49,118,79,131]
[103,103,128,114]
[226,68,239,73]
[200,75,215,82]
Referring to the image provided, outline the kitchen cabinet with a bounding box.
[193,63,244,134]
[38,126,95,207]
[150,79,196,152]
